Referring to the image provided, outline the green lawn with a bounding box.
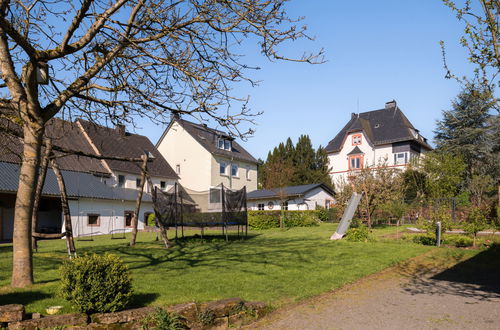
[0,224,432,314]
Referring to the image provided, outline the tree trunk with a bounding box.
[51,158,76,255]
[130,154,148,246]
[12,122,44,288]
[31,139,52,252]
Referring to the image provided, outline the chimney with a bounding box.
[385,100,397,109]
[170,112,180,121]
[115,124,126,136]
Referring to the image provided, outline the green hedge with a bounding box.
[248,210,321,230]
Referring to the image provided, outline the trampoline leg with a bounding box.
[225,224,228,242]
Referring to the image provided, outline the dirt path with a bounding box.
[247,249,500,330]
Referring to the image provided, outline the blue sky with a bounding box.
[136,0,477,160]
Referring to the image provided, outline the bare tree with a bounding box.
[263,159,295,230]
[0,0,323,287]
[441,0,499,109]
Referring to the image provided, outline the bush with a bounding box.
[444,235,473,247]
[345,225,370,242]
[411,234,436,246]
[59,253,133,313]
[314,207,339,222]
[248,210,320,230]
[147,213,157,227]
[142,308,184,330]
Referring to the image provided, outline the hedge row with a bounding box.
[248,210,323,230]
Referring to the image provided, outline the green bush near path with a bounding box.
[1,224,434,314]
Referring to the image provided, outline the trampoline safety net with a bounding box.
[151,183,248,230]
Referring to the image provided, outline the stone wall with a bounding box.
[1,298,268,329]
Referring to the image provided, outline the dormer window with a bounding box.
[352,134,362,146]
[218,138,232,151]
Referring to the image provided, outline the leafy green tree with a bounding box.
[464,207,488,247]
[421,152,466,200]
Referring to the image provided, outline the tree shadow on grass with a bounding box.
[102,234,328,278]
[401,244,500,301]
[129,293,160,308]
[0,290,51,305]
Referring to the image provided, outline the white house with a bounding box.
[156,117,259,193]
[0,118,178,240]
[247,184,335,211]
[325,100,432,187]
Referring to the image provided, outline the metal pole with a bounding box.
[174,182,178,240]
[436,221,441,247]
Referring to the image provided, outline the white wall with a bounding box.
[68,198,154,237]
[156,121,212,191]
[248,188,335,211]
[328,132,411,187]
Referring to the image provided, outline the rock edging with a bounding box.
[1,298,268,329]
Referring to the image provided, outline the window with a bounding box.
[176,164,180,174]
[281,201,289,210]
[160,181,166,190]
[218,138,232,150]
[352,134,362,146]
[257,203,265,210]
[124,211,134,227]
[325,200,332,209]
[136,178,141,188]
[88,214,100,226]
[118,175,125,187]
[394,152,408,165]
[220,162,227,175]
[231,164,238,177]
[348,155,363,170]
[209,188,221,204]
[267,201,274,210]
[246,167,250,180]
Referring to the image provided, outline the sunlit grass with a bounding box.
[0,223,433,314]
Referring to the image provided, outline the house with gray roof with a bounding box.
[0,118,178,241]
[247,183,335,211]
[156,117,258,199]
[325,100,432,187]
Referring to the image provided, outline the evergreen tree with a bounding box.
[434,86,498,178]
[260,135,332,189]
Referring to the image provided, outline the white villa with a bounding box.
[325,100,432,186]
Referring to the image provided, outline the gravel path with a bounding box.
[248,251,500,330]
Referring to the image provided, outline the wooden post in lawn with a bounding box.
[50,158,76,256]
[130,154,148,246]
[32,139,52,252]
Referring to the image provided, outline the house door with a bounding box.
[124,210,134,228]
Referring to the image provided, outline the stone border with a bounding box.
[2,298,268,329]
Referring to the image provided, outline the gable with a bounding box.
[325,102,431,153]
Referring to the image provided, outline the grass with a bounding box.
[0,223,436,314]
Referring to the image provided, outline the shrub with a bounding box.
[147,213,157,227]
[142,308,184,330]
[411,234,436,246]
[444,235,473,247]
[345,225,370,242]
[248,210,320,230]
[59,253,133,313]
